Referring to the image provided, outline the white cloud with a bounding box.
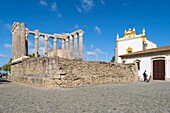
[76,6,82,13]
[28,47,45,56]
[76,0,95,13]
[0,54,7,58]
[122,1,131,7]
[90,44,94,49]
[28,36,53,56]
[28,40,34,47]
[74,24,79,29]
[57,13,62,18]
[95,48,103,54]
[51,2,57,11]
[39,36,45,47]
[94,26,101,34]
[101,0,105,5]
[82,0,94,11]
[85,47,107,61]
[28,48,34,55]
[4,44,12,49]
[39,47,45,56]
[50,2,62,18]
[86,51,96,56]
[85,48,104,57]
[39,0,48,7]
[4,23,11,30]
[39,36,52,49]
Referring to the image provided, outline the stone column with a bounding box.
[74,34,78,59]
[25,28,29,56]
[62,39,65,58]
[16,25,21,59]
[53,38,57,56]
[69,35,73,59]
[34,30,39,57]
[79,32,84,59]
[44,35,49,57]
[12,30,15,60]
[114,47,118,63]
[65,38,69,59]
[20,23,26,57]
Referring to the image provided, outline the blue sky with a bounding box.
[0,0,170,66]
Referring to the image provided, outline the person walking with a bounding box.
[143,70,147,82]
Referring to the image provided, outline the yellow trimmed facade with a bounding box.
[114,28,157,63]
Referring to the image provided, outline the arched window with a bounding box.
[134,59,141,70]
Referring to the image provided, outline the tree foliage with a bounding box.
[2,58,12,73]
[111,56,115,62]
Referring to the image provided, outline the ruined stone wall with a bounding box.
[10,57,138,87]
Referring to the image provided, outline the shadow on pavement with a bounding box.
[0,78,11,84]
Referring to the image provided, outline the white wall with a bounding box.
[124,57,151,78]
[118,36,143,56]
[145,39,157,49]
[166,56,170,79]
[123,55,170,80]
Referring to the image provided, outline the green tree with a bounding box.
[2,64,10,72]
[111,56,115,62]
[2,58,12,73]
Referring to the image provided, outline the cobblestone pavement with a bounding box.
[0,78,170,113]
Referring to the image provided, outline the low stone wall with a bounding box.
[10,57,138,87]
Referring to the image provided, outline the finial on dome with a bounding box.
[124,30,127,33]
[133,27,135,31]
[142,28,145,35]
[116,33,119,40]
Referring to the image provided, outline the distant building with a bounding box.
[48,48,62,57]
[114,28,170,81]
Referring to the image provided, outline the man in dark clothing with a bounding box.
[143,70,147,82]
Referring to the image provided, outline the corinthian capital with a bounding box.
[69,35,73,40]
[77,29,84,37]
[53,38,57,42]
[72,33,78,38]
[34,30,39,38]
[25,28,29,34]
[44,35,49,41]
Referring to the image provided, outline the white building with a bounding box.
[114,28,170,81]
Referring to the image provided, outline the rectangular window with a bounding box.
[137,62,140,70]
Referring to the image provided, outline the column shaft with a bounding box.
[34,30,39,57]
[12,31,15,60]
[25,29,29,56]
[44,35,48,57]
[66,38,69,59]
[79,34,83,59]
[20,23,26,57]
[35,37,38,57]
[16,25,21,58]
[14,30,17,59]
[69,36,73,59]
[74,35,78,59]
[53,38,57,56]
[62,39,65,58]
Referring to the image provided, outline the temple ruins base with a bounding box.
[10,57,138,88]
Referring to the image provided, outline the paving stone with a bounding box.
[0,79,170,112]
